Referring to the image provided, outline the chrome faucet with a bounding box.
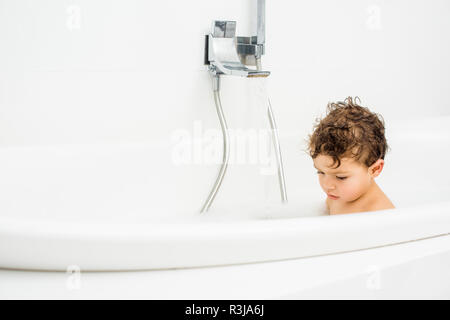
[206,20,270,78]
[201,0,288,213]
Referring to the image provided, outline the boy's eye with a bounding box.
[317,171,347,180]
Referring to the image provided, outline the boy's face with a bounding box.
[313,154,384,203]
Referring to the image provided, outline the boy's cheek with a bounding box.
[343,185,367,201]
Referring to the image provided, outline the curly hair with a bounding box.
[306,97,390,169]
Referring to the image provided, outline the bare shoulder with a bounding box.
[370,194,396,212]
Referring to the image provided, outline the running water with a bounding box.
[252,77,279,204]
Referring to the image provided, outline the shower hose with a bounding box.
[200,75,230,213]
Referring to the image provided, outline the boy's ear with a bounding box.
[369,159,384,178]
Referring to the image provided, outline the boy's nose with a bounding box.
[323,180,335,190]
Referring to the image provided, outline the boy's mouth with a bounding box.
[327,194,339,200]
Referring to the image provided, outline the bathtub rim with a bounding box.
[0,200,449,272]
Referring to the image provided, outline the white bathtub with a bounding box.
[0,116,449,299]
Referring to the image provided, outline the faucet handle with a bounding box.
[212,20,236,38]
